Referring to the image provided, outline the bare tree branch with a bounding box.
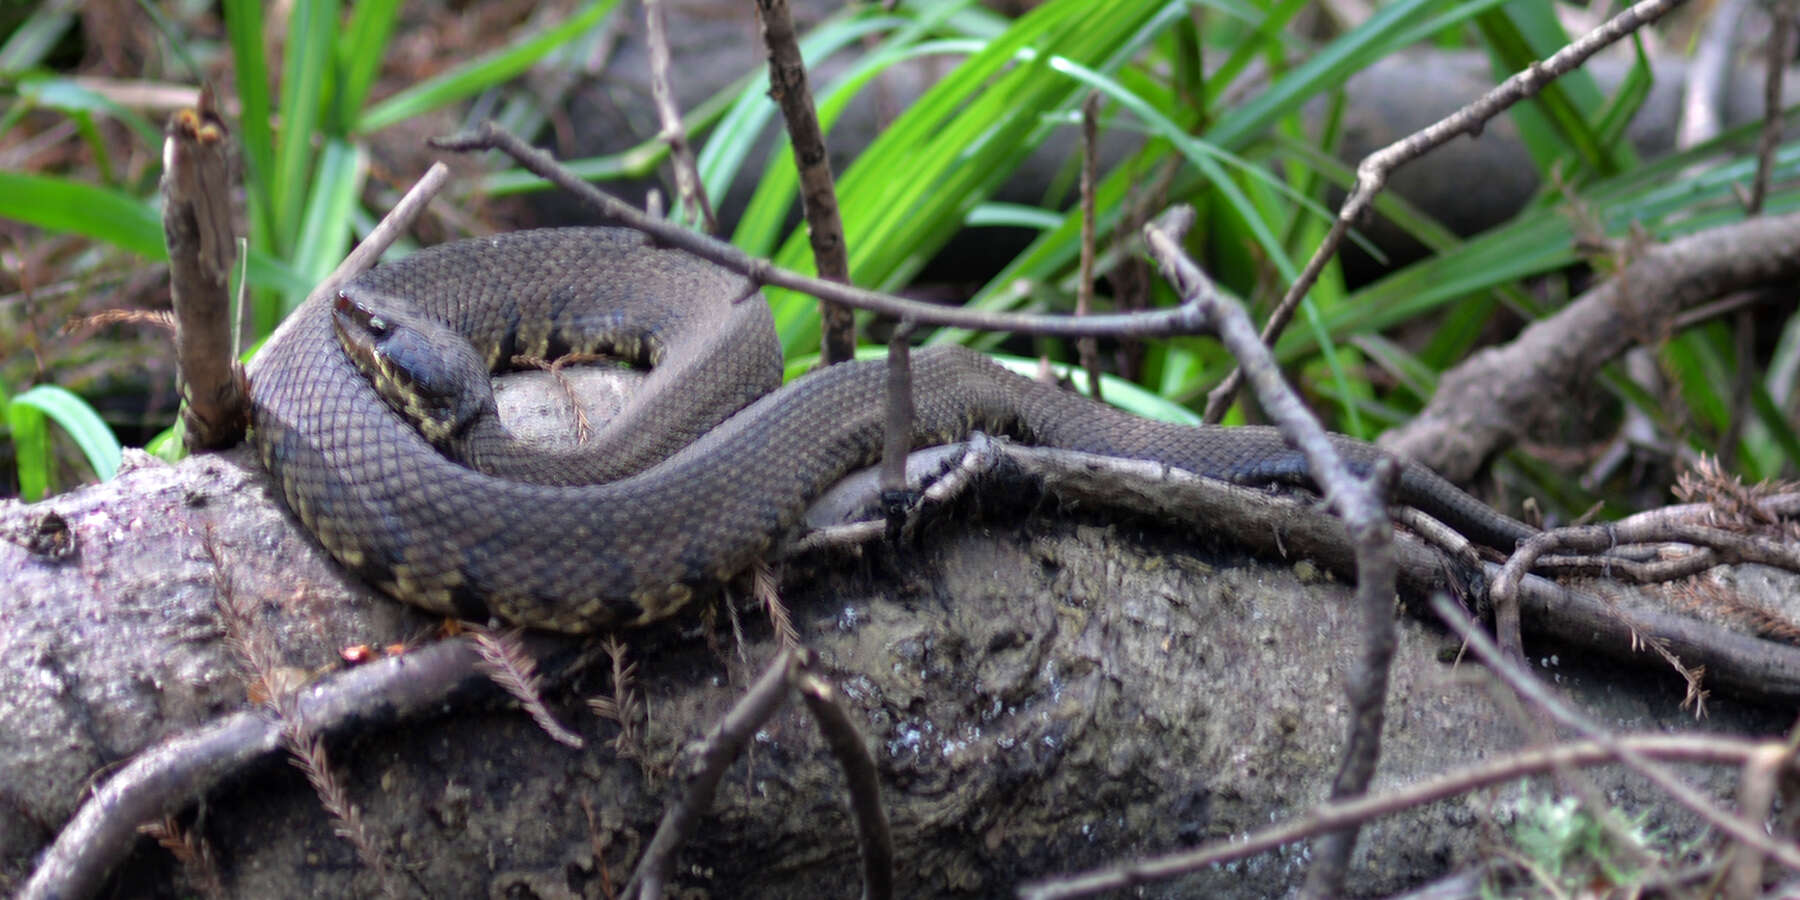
[1204,0,1690,422]
[642,0,716,232]
[624,650,799,900]
[430,124,1213,340]
[1383,211,1800,481]
[754,0,856,364]
[1020,733,1789,900]
[161,87,245,450]
[1141,207,1398,898]
[796,669,893,900]
[1432,595,1800,871]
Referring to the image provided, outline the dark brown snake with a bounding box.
[249,228,1534,633]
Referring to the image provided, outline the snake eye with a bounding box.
[334,292,392,339]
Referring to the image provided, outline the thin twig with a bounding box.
[1467,633,1664,879]
[472,626,585,749]
[1431,595,1800,872]
[624,649,801,899]
[1486,508,1800,680]
[754,559,800,651]
[281,726,400,896]
[586,636,645,762]
[1722,730,1800,898]
[796,669,893,900]
[1019,734,1789,899]
[510,352,605,444]
[642,0,716,232]
[754,0,855,363]
[1140,207,1398,898]
[1203,0,1689,422]
[881,320,918,497]
[430,124,1212,341]
[1383,210,1800,482]
[161,86,246,450]
[1749,4,1796,217]
[17,636,507,900]
[245,162,451,380]
[1494,517,1800,659]
[1076,91,1103,402]
[137,816,225,900]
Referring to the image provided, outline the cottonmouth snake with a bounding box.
[250,228,1534,633]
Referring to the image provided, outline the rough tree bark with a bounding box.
[2,368,1795,898]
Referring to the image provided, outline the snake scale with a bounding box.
[250,227,1534,633]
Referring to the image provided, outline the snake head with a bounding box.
[332,290,494,446]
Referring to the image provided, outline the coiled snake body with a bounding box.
[251,228,1532,633]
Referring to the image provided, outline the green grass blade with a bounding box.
[10,385,123,493]
[285,139,368,316]
[130,0,203,83]
[964,203,1066,231]
[222,0,277,247]
[729,37,988,257]
[1047,57,1308,280]
[962,0,1490,332]
[335,0,403,126]
[1473,2,1633,179]
[1198,0,1309,112]
[0,173,314,296]
[766,0,1186,352]
[6,403,51,501]
[780,348,1198,424]
[11,74,163,151]
[356,0,620,134]
[0,171,164,257]
[1210,0,1484,149]
[0,0,76,72]
[219,0,275,246]
[1592,35,1652,153]
[270,0,342,254]
[1746,382,1800,477]
[701,8,932,232]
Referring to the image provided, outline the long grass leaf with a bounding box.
[767,0,1185,352]
[1746,384,1800,477]
[7,402,51,501]
[270,0,342,253]
[222,0,277,246]
[335,0,403,126]
[965,0,1474,328]
[780,348,1197,423]
[730,38,987,257]
[12,74,163,151]
[0,172,164,257]
[0,173,314,296]
[703,8,933,236]
[1473,3,1633,178]
[286,139,368,317]
[356,0,619,134]
[1592,35,1653,153]
[10,384,123,487]
[0,0,77,72]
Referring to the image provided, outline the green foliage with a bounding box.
[213,0,626,329]
[1,383,123,502]
[1496,790,1663,895]
[1,0,1796,509]
[0,1,620,490]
